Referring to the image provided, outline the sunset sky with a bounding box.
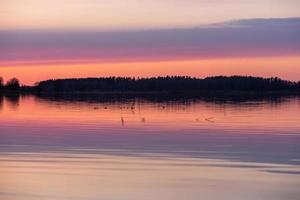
[0,0,300,85]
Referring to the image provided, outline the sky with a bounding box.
[0,0,300,85]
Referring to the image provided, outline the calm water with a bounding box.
[0,95,300,200]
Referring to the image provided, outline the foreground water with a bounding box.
[0,95,299,200]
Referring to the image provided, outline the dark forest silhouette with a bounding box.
[1,76,300,94]
[35,76,300,93]
[0,77,20,92]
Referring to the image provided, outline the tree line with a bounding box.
[1,76,300,94]
[0,77,20,92]
[35,76,300,93]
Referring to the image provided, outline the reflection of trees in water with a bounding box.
[36,92,299,107]
[4,94,20,109]
[0,95,3,110]
[32,93,300,120]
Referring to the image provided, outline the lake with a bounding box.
[0,94,299,200]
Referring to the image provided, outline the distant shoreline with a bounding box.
[1,76,299,96]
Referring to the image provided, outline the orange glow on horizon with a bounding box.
[1,56,300,85]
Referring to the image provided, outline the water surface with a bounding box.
[0,95,300,200]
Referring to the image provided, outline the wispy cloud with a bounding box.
[1,18,299,66]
